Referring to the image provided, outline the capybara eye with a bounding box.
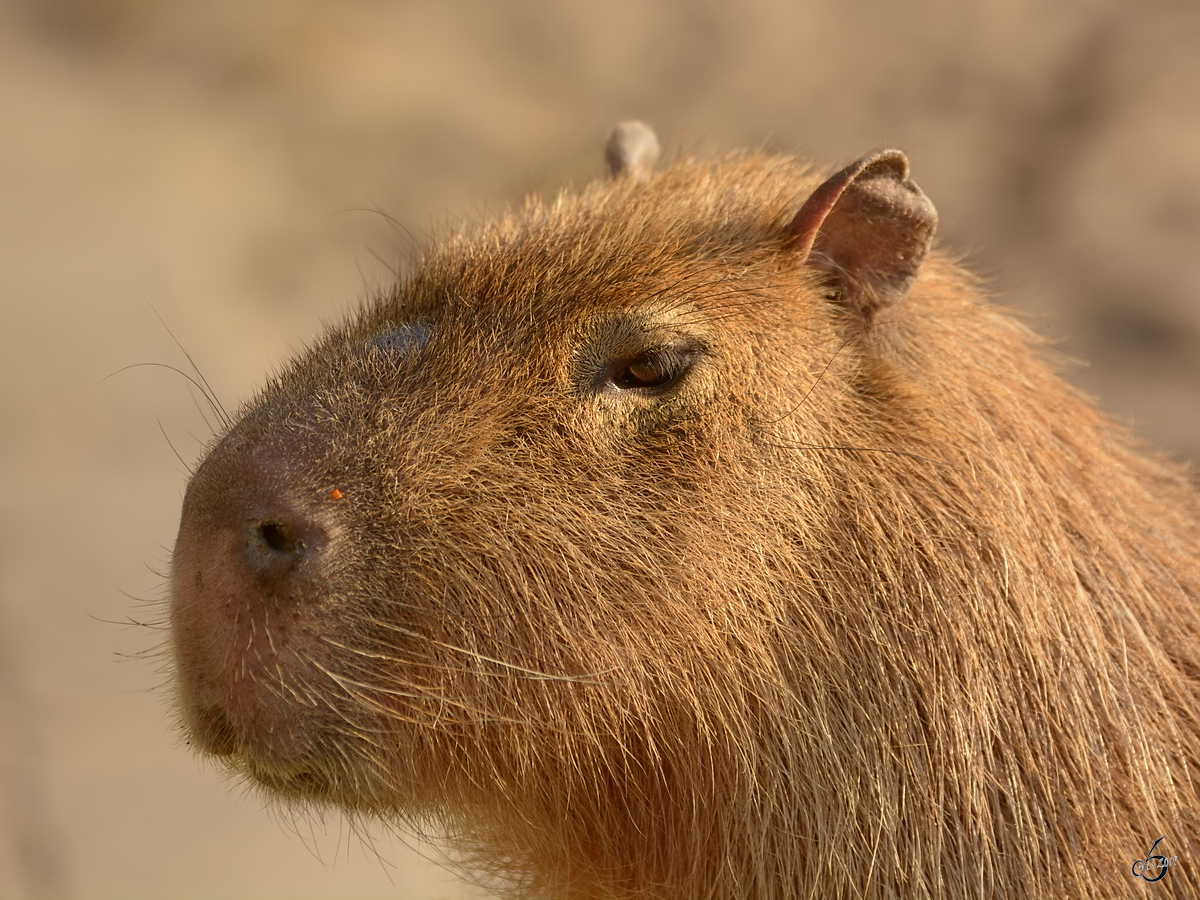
[616,352,673,389]
[611,345,699,393]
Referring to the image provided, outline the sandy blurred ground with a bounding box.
[0,1,1196,898]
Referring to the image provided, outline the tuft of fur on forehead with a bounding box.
[173,136,1200,900]
[394,153,824,317]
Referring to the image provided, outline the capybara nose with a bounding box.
[174,427,340,597]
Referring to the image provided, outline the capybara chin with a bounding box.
[169,122,1200,899]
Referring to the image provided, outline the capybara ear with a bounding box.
[787,150,937,318]
[605,121,661,182]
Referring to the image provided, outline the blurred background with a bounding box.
[0,0,1197,897]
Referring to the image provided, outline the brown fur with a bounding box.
[170,136,1200,898]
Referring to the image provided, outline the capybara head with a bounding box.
[170,123,1200,898]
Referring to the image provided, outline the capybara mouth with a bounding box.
[189,699,345,800]
[189,703,239,757]
[250,767,327,797]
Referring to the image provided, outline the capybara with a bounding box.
[170,122,1200,898]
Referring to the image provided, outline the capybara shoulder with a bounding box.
[170,122,1200,899]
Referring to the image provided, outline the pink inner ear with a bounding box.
[787,152,913,262]
[786,162,866,263]
[786,151,937,316]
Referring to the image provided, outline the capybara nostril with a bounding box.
[257,520,300,554]
[239,510,326,582]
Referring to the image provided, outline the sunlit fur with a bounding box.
[173,150,1200,899]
